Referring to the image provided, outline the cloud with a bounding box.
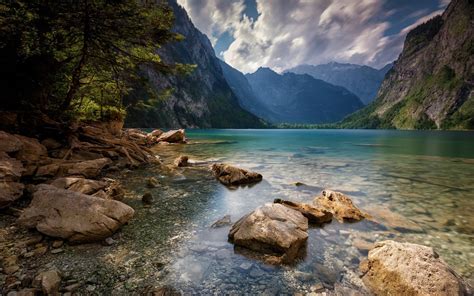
[178,0,447,73]
[177,0,245,45]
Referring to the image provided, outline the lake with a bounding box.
[45,129,474,294]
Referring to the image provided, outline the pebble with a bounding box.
[52,240,63,248]
[104,237,116,246]
[33,246,48,256]
[238,262,253,271]
[64,283,81,292]
[51,248,64,254]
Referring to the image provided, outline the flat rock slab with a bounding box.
[274,199,332,225]
[229,203,308,264]
[313,190,366,222]
[18,184,134,242]
[361,240,471,296]
[211,163,262,186]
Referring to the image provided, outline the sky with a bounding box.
[177,0,450,74]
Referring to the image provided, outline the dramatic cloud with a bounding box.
[177,0,447,73]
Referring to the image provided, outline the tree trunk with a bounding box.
[62,0,90,110]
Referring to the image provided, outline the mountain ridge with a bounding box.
[286,62,392,105]
[340,0,473,130]
[241,66,364,124]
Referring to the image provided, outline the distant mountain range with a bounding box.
[286,62,392,105]
[341,0,473,129]
[220,62,364,124]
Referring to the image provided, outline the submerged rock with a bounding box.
[142,192,153,205]
[211,215,232,228]
[49,177,123,200]
[313,190,366,222]
[147,177,160,188]
[274,199,332,225]
[174,155,189,167]
[365,205,424,233]
[158,129,186,143]
[361,240,471,296]
[18,184,134,242]
[229,203,308,264]
[211,163,262,186]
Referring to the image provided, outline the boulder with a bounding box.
[149,129,164,137]
[50,177,124,200]
[274,199,332,225]
[18,184,134,242]
[211,163,262,186]
[361,240,471,296]
[66,158,112,178]
[126,129,149,146]
[0,131,23,153]
[313,190,366,222]
[157,129,186,143]
[49,177,108,195]
[174,155,189,167]
[0,153,25,208]
[229,203,308,264]
[0,182,24,209]
[0,131,47,162]
[33,269,61,296]
[12,134,48,162]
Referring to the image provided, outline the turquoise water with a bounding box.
[133,129,474,294]
[47,129,474,294]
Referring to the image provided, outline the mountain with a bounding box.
[286,62,392,105]
[219,60,280,122]
[125,0,264,128]
[243,67,364,124]
[341,0,473,130]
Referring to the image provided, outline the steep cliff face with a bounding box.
[244,68,364,124]
[125,0,264,128]
[287,62,392,105]
[341,0,473,129]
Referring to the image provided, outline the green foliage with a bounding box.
[404,15,443,55]
[0,0,180,122]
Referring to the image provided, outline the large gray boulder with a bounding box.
[229,203,308,264]
[18,184,134,242]
[361,240,471,296]
[211,163,262,186]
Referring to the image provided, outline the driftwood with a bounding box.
[60,123,157,166]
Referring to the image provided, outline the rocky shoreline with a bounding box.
[0,122,472,295]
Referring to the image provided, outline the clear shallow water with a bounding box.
[42,129,474,294]
[114,129,474,294]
